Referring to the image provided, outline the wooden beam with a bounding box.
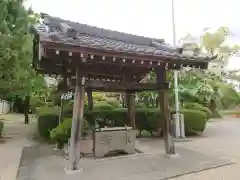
[156,67,175,155]
[126,92,136,129]
[68,79,169,92]
[68,69,85,171]
[43,47,208,70]
[39,56,150,78]
[41,41,213,67]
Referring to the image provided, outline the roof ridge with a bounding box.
[40,13,165,46]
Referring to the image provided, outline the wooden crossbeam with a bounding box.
[68,79,168,92]
[38,57,150,81]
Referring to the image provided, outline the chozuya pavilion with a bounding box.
[32,13,216,171]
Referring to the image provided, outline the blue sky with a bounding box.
[25,0,240,70]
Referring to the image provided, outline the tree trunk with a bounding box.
[24,95,30,124]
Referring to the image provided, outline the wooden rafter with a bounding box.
[42,43,210,69]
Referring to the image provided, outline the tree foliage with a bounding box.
[0,0,51,123]
[0,0,46,99]
[136,27,240,112]
[179,27,240,110]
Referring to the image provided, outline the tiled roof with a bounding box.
[33,13,216,62]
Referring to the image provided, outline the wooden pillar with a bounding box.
[87,89,93,111]
[156,67,175,155]
[68,69,85,171]
[126,92,136,129]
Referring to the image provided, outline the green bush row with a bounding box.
[36,105,91,140]
[50,117,90,143]
[85,108,207,135]
[183,102,212,119]
[36,106,59,139]
[37,103,208,141]
[50,117,72,143]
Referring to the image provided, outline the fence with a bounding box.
[0,100,10,114]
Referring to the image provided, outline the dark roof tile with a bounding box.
[35,14,216,62]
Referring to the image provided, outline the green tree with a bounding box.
[179,27,240,113]
[0,0,46,123]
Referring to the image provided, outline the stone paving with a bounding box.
[0,114,35,180]
[138,117,240,180]
[1,114,240,180]
[171,117,240,180]
[17,145,232,180]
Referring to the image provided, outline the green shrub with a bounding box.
[94,101,114,110]
[63,100,89,117]
[136,103,147,108]
[50,118,71,143]
[134,108,162,134]
[50,117,90,143]
[180,109,207,133]
[92,93,105,101]
[145,109,162,133]
[104,98,120,108]
[0,121,4,137]
[202,107,213,119]
[30,96,46,108]
[37,106,59,139]
[36,106,59,116]
[183,102,212,119]
[62,100,74,117]
[85,108,127,128]
[85,108,207,135]
[219,83,240,109]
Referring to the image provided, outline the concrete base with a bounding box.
[164,153,180,159]
[174,138,192,142]
[64,168,83,175]
[16,145,234,180]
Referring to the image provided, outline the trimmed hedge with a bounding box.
[103,98,121,108]
[183,102,212,119]
[36,106,59,139]
[0,121,4,137]
[94,101,114,110]
[38,103,208,140]
[85,108,208,135]
[50,117,90,143]
[180,109,207,133]
[50,118,72,143]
